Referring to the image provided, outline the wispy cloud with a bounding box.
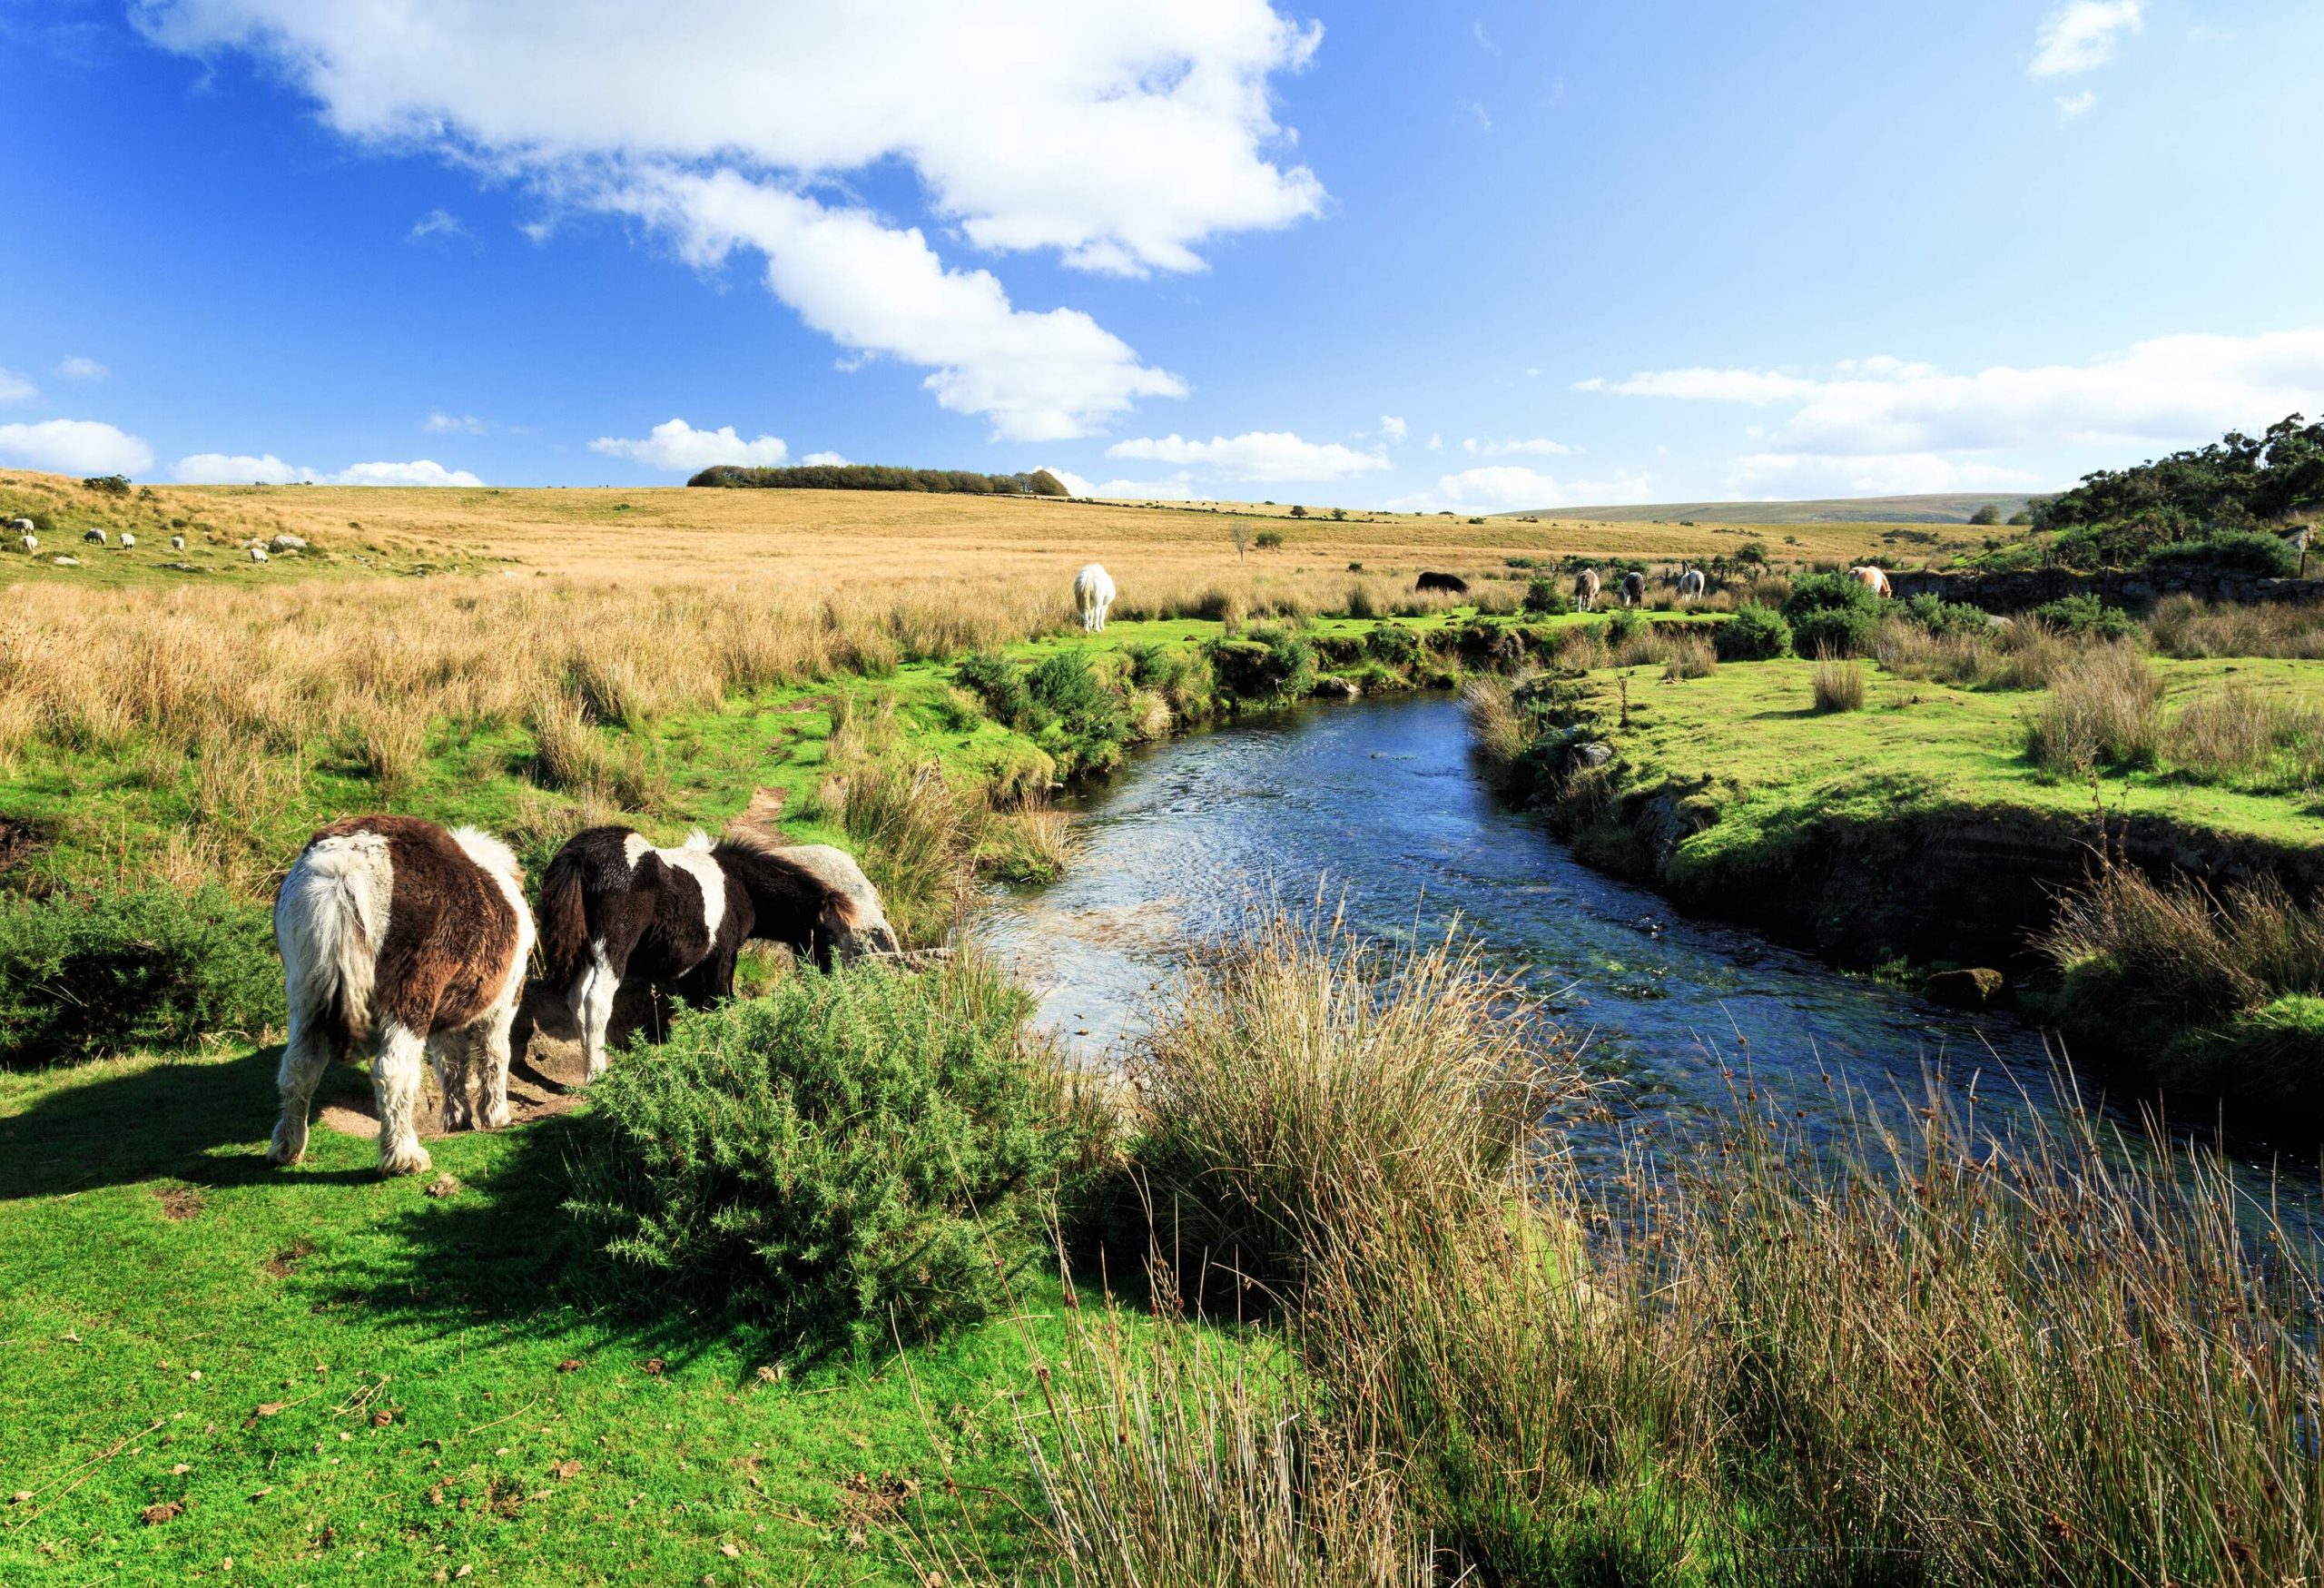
[2055,90,2098,118]
[2030,0,2143,77]
[408,208,468,242]
[1377,415,1409,443]
[171,451,485,486]
[423,411,489,435]
[1463,436,1572,458]
[0,370,36,404]
[1106,429,1390,481]
[54,356,108,381]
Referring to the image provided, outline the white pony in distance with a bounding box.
[1074,563,1116,632]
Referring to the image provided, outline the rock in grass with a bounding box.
[1924,967,2004,1008]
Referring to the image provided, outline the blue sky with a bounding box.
[3,0,2320,511]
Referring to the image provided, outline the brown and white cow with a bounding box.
[269,815,535,1177]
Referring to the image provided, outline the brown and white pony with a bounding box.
[1849,565,1893,597]
[1572,567,1601,610]
[537,826,901,1080]
[269,815,535,1177]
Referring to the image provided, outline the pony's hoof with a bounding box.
[478,1101,512,1131]
[378,1142,432,1178]
[266,1125,307,1166]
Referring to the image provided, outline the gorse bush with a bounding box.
[1522,577,1573,616]
[564,956,1082,1353]
[1897,592,1991,636]
[2032,591,2141,641]
[1781,571,1880,658]
[2143,528,2300,578]
[0,883,283,1067]
[1208,624,1317,700]
[1713,602,1792,661]
[1600,607,1647,646]
[955,648,1134,774]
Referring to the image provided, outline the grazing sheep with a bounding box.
[250,545,269,563]
[18,533,34,555]
[119,531,135,550]
[1848,565,1893,598]
[5,517,29,532]
[1677,567,1705,602]
[538,826,901,1080]
[269,815,536,1177]
[170,534,185,551]
[1572,567,1602,611]
[1415,571,1470,594]
[1073,562,1116,632]
[1620,570,1647,607]
[83,528,106,547]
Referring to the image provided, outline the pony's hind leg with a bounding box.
[430,1029,476,1132]
[575,952,621,1081]
[267,1006,340,1167]
[472,997,518,1131]
[372,1022,432,1177]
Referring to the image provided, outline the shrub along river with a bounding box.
[977,692,2322,1217]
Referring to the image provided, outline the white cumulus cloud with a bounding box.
[1462,436,1572,458]
[588,416,789,472]
[1377,414,1408,442]
[54,356,109,381]
[1578,330,2324,459]
[0,419,153,476]
[2030,0,2143,77]
[135,1,1324,438]
[1035,464,1094,496]
[801,450,850,468]
[1104,429,1390,480]
[1388,466,1653,516]
[172,452,485,486]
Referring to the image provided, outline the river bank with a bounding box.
[1467,646,2324,1137]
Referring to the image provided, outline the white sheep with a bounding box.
[170,534,186,551]
[18,533,34,554]
[119,531,136,550]
[250,545,270,563]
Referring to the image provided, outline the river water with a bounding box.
[972,692,2319,1208]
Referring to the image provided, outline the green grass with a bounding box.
[0,1041,1215,1584]
[1577,652,2324,873]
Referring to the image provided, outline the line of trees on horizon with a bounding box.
[687,463,1070,497]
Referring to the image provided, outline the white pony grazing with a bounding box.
[1073,562,1116,632]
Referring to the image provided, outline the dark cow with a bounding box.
[1415,571,1470,595]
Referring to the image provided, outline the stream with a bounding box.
[973,692,2321,1213]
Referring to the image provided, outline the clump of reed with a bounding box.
[1808,645,1866,712]
[2023,642,2163,773]
[2149,593,2324,660]
[2166,680,2324,788]
[1040,908,2324,1583]
[1659,632,1717,680]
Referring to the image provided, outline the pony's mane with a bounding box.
[713,827,862,928]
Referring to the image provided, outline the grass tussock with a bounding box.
[2166,680,2324,788]
[1659,633,1717,680]
[2023,642,2163,774]
[1059,911,2324,1583]
[1808,646,1866,712]
[2150,593,2324,660]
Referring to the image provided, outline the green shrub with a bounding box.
[1714,603,1792,661]
[1968,504,2001,526]
[0,883,283,1067]
[1254,529,1285,549]
[954,650,1036,727]
[1780,571,1879,656]
[564,959,1081,1351]
[1366,624,1420,667]
[1026,649,1132,774]
[81,473,132,497]
[1522,577,1572,616]
[2143,530,2299,579]
[1209,625,1317,699]
[1899,593,1991,636]
[1601,608,1647,646]
[2031,592,2141,641]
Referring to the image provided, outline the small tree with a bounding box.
[1968,504,2002,527]
[2007,510,2034,527]
[1255,529,1284,549]
[1330,506,1347,521]
[1288,504,1307,518]
[1737,540,1768,567]
[81,473,131,497]
[1229,519,1253,561]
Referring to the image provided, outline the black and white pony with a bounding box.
[270,815,536,1177]
[538,826,902,1079]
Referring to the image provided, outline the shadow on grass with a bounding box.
[0,1044,369,1199]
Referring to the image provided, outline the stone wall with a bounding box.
[1888,566,2324,613]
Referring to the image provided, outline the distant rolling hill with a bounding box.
[1501,492,2045,526]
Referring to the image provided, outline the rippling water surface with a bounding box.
[972,692,2320,1224]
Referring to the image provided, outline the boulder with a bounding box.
[270,533,309,552]
[1314,675,1360,700]
[1570,741,1614,768]
[1923,967,2004,1009]
[50,555,79,567]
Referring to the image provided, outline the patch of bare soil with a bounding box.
[319,981,666,1142]
[0,818,43,878]
[155,1185,204,1221]
[264,1239,316,1277]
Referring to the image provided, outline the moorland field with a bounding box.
[6,467,2324,1584]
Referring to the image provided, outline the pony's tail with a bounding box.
[275,832,388,1047]
[537,848,594,991]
